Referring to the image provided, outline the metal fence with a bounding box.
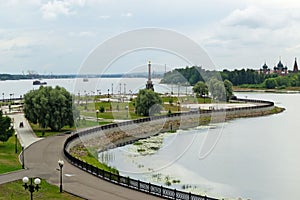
[63,98,274,200]
[64,133,218,200]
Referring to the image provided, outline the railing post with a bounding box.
[189,192,191,200]
[149,182,151,193]
[161,185,163,196]
[138,180,140,189]
[174,189,176,199]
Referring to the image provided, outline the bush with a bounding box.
[99,105,105,113]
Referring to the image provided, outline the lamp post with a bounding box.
[22,144,25,169]
[96,110,99,123]
[22,176,41,200]
[15,132,18,153]
[125,105,129,119]
[58,159,64,193]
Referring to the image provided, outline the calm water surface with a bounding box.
[99,92,300,200]
[0,78,191,98]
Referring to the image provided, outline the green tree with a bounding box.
[135,89,163,116]
[0,110,14,142]
[99,105,105,113]
[168,98,173,106]
[264,78,278,89]
[208,78,226,101]
[24,86,79,131]
[224,79,233,101]
[193,81,208,97]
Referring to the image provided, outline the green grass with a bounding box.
[0,135,22,174]
[30,120,112,138]
[30,123,74,137]
[0,179,83,200]
[70,145,118,174]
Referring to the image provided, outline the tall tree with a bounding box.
[24,86,79,131]
[264,78,278,89]
[193,81,208,97]
[135,89,163,116]
[224,79,233,101]
[0,110,14,142]
[208,78,226,102]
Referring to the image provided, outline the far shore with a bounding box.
[233,86,300,93]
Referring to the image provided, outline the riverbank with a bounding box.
[233,86,300,93]
[66,97,284,200]
[70,101,284,162]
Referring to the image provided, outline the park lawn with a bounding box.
[30,123,75,137]
[0,179,82,200]
[30,120,110,138]
[70,145,118,174]
[0,135,22,174]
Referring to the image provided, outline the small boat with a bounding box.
[33,80,47,85]
[83,78,89,82]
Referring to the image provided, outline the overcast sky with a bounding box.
[1,0,300,74]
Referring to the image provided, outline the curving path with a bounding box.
[1,133,162,200]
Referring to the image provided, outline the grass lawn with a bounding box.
[70,145,118,175]
[30,120,111,138]
[0,135,22,174]
[0,179,83,200]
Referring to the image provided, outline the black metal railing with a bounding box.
[63,98,274,200]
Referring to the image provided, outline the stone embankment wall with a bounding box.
[66,98,275,152]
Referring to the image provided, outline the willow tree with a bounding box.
[0,110,14,142]
[135,89,163,116]
[24,86,78,131]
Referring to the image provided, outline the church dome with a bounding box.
[262,63,268,69]
[277,60,284,69]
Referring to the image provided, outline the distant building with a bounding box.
[273,60,288,75]
[260,62,270,74]
[259,59,290,76]
[293,57,298,73]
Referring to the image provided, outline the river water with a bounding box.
[98,92,300,200]
[0,78,191,99]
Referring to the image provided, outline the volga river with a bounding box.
[98,92,300,200]
[0,78,190,99]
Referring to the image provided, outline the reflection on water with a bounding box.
[97,93,300,200]
[99,151,115,163]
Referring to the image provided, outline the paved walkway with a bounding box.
[11,113,43,148]
[0,111,162,200]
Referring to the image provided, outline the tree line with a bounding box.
[161,66,300,89]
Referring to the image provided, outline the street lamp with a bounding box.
[22,176,41,200]
[15,132,18,153]
[58,159,64,193]
[21,144,25,169]
[125,105,129,119]
[96,110,99,123]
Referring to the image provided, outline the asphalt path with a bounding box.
[23,134,162,200]
[1,110,162,199]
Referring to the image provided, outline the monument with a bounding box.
[146,61,154,91]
